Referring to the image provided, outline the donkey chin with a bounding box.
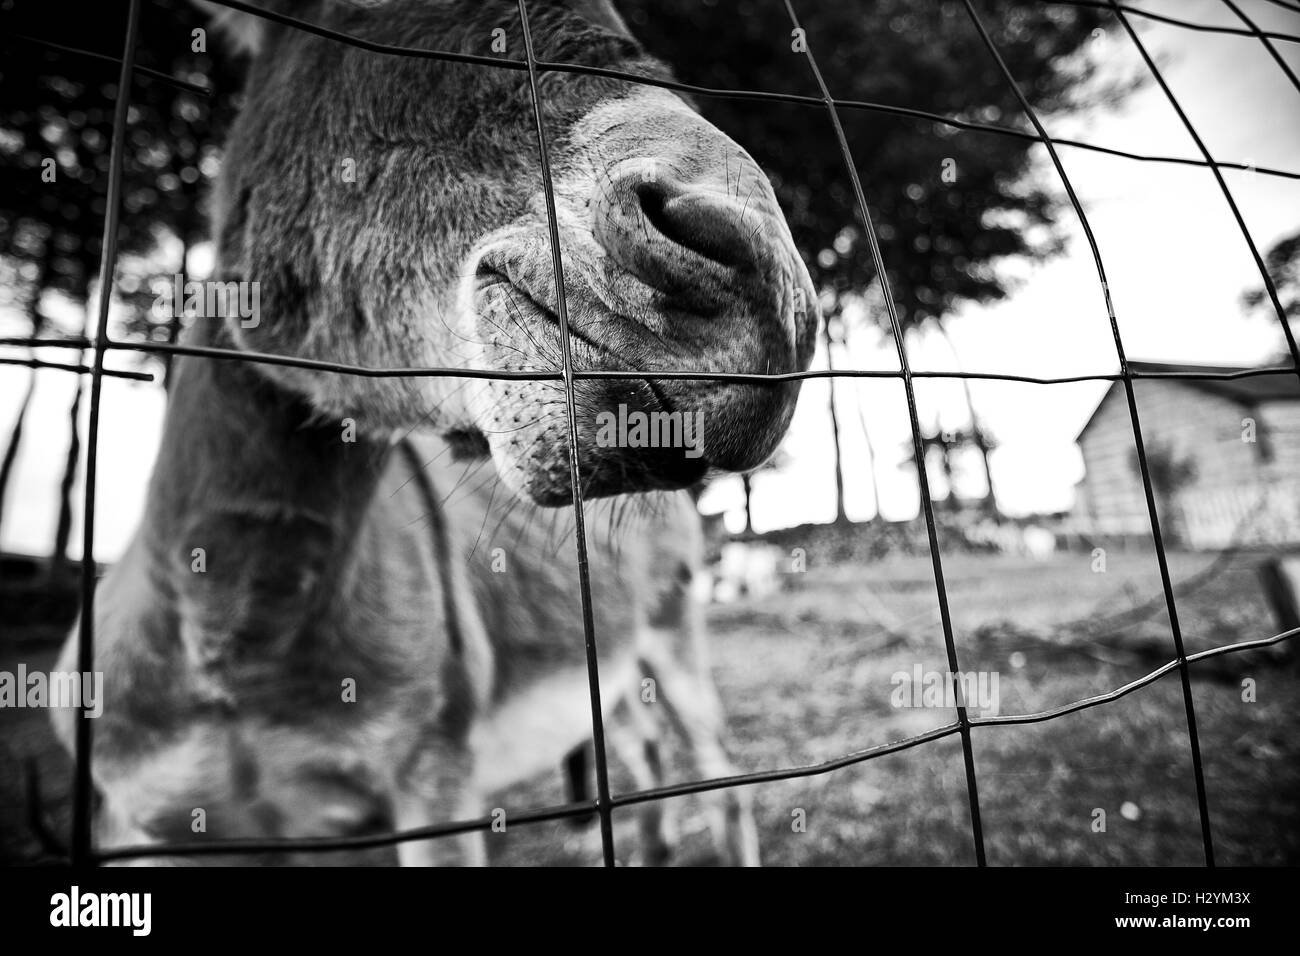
[457,89,819,505]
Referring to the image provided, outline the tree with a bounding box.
[931,321,998,517]
[1242,229,1300,360]
[739,449,790,535]
[0,0,242,565]
[852,383,883,522]
[821,312,848,524]
[899,421,998,513]
[1133,441,1197,548]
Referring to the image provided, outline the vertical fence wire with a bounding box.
[1261,0,1300,16]
[1221,0,1300,93]
[959,0,1216,865]
[783,0,988,866]
[514,0,617,867]
[1107,1,1299,380]
[71,0,142,867]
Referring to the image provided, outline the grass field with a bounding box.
[490,547,1300,866]
[4,546,1297,866]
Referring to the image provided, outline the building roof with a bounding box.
[1075,360,1300,441]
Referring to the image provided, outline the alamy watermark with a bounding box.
[0,664,103,718]
[50,886,151,936]
[152,274,261,328]
[890,665,1000,717]
[594,404,705,458]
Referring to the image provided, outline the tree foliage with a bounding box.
[1244,229,1300,319]
[0,0,243,337]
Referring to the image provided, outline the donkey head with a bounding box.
[210,0,818,503]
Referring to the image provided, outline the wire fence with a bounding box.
[4,0,1299,867]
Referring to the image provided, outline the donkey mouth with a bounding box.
[472,262,714,495]
[473,264,622,369]
[473,259,683,416]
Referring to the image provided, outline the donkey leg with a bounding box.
[561,743,598,829]
[644,655,760,867]
[604,698,673,866]
[97,801,191,868]
[390,743,485,867]
[561,700,672,865]
[391,788,485,867]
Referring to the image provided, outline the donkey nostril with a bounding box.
[593,164,772,312]
[633,181,753,271]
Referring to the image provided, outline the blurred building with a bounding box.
[1072,362,1300,549]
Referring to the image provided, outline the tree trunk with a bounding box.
[822,317,848,524]
[941,441,960,512]
[50,387,84,577]
[934,323,999,520]
[51,298,93,578]
[163,234,188,391]
[741,472,754,534]
[0,251,49,546]
[853,387,882,521]
[0,376,37,546]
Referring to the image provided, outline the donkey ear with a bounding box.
[572,0,634,39]
[191,0,394,56]
[191,0,267,55]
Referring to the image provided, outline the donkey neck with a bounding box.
[141,324,391,573]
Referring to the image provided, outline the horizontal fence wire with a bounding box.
[1042,0,1300,42]
[3,0,1295,866]
[0,355,152,381]
[19,0,1300,182]
[1221,0,1300,96]
[5,30,211,95]
[2,337,1295,388]
[89,622,1300,861]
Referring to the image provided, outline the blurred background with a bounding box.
[1,0,1298,865]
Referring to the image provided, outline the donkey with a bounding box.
[51,0,817,865]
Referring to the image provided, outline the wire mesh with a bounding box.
[3,0,1298,867]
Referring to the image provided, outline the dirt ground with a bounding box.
[3,546,1297,866]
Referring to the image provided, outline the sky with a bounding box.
[703,0,1300,531]
[1,0,1298,559]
